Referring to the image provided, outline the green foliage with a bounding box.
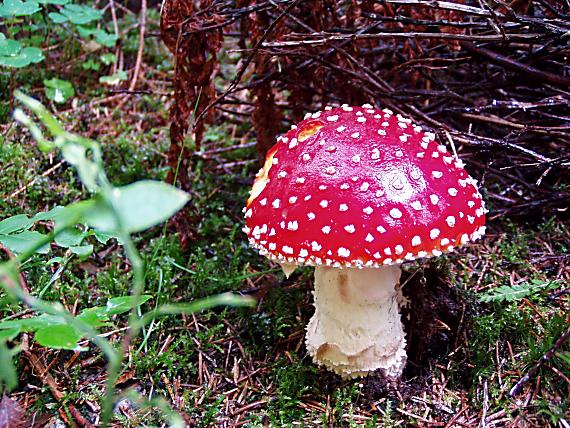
[77,26,117,47]
[84,180,189,234]
[0,230,50,253]
[0,0,40,17]
[266,359,317,424]
[478,279,560,303]
[0,34,43,68]
[0,207,92,255]
[0,296,151,349]
[0,0,108,71]
[43,78,75,103]
[47,3,102,24]
[99,70,128,85]
[0,94,254,427]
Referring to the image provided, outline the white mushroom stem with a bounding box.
[305,265,407,378]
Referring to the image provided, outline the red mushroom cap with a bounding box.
[244,104,486,268]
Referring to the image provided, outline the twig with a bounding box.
[109,0,147,116]
[24,351,93,427]
[480,379,489,427]
[382,0,505,17]
[261,32,543,48]
[194,0,308,124]
[9,160,65,199]
[461,41,570,88]
[128,0,147,92]
[509,324,570,397]
[108,0,121,75]
[450,133,556,165]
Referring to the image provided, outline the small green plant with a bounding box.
[0,33,43,68]
[47,3,102,24]
[0,295,152,349]
[478,279,560,303]
[43,78,75,103]
[0,207,94,255]
[0,0,40,18]
[0,0,116,71]
[0,92,254,426]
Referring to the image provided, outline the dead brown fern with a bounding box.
[160,0,570,241]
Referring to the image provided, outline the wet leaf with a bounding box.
[35,324,82,350]
[0,215,33,235]
[0,0,41,17]
[43,78,75,104]
[99,70,127,85]
[0,230,50,254]
[48,4,102,25]
[479,280,560,302]
[0,38,43,68]
[85,181,189,234]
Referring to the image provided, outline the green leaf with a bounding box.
[85,181,189,234]
[99,53,115,65]
[0,342,18,390]
[0,314,64,331]
[76,295,151,327]
[33,206,65,222]
[90,229,115,244]
[0,230,50,254]
[0,38,21,57]
[69,244,93,257]
[105,295,151,316]
[479,280,559,303]
[0,45,43,68]
[48,4,102,24]
[81,58,100,71]
[47,11,66,22]
[54,226,84,248]
[76,308,109,328]
[99,70,127,85]
[0,327,20,341]
[77,26,117,48]
[92,30,117,48]
[0,214,33,234]
[0,0,41,17]
[35,324,82,350]
[43,78,75,104]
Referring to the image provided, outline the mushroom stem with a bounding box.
[305,265,407,378]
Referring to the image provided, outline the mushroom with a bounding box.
[243,104,486,378]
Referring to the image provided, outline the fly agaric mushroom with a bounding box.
[243,104,486,378]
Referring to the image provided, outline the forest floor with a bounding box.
[1,4,569,428]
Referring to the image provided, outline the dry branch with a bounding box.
[160,0,570,240]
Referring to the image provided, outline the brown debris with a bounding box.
[160,0,569,245]
[0,395,25,428]
[160,0,222,182]
[23,350,93,427]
